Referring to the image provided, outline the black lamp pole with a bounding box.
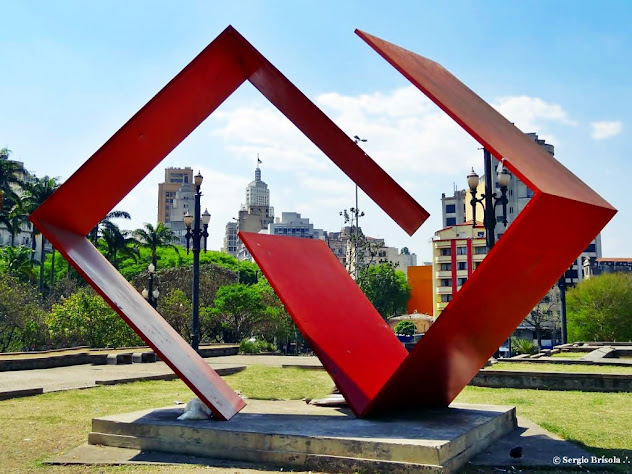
[468,148,511,355]
[185,171,210,352]
[352,135,367,280]
[142,263,159,309]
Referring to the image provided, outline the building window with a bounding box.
[584,243,596,253]
[458,277,467,286]
[477,232,484,238]
[441,294,452,302]
[446,217,457,226]
[440,248,451,256]
[440,263,451,271]
[441,279,452,287]
[456,246,467,255]
[446,204,456,213]
[457,262,467,271]
[474,246,487,255]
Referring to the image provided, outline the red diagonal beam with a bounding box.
[355,30,617,414]
[239,232,408,417]
[29,25,429,420]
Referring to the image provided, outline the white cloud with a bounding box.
[492,96,577,140]
[186,87,582,261]
[590,121,623,140]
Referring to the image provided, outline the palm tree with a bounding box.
[90,210,131,244]
[100,223,139,269]
[0,148,25,212]
[133,222,180,267]
[23,176,61,260]
[0,198,29,246]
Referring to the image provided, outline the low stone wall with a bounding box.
[471,370,632,392]
[0,345,238,371]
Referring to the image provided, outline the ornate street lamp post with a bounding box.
[141,263,160,308]
[468,149,511,356]
[352,135,367,280]
[467,149,511,251]
[184,171,211,352]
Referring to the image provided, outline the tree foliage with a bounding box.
[133,222,180,267]
[0,274,47,352]
[394,320,416,336]
[47,289,142,348]
[567,273,632,342]
[0,148,24,212]
[211,284,267,343]
[523,286,560,350]
[358,263,410,319]
[0,245,35,282]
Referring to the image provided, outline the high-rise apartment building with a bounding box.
[441,133,601,286]
[157,167,193,224]
[432,221,487,317]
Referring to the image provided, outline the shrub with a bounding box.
[511,337,538,355]
[239,338,276,354]
[393,320,416,336]
[47,289,142,348]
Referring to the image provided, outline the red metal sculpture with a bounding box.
[30,25,615,419]
[242,31,616,417]
[29,26,427,420]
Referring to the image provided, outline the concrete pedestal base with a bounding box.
[87,400,516,473]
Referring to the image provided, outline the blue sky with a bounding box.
[1,1,629,261]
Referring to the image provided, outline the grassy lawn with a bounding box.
[550,351,589,359]
[488,361,632,374]
[1,364,631,473]
[0,365,333,474]
[456,387,632,456]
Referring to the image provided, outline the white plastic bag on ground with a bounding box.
[176,398,212,420]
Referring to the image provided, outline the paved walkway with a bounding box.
[0,354,322,395]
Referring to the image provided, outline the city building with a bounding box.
[157,167,193,225]
[325,227,353,268]
[432,221,487,317]
[222,162,274,260]
[441,132,601,286]
[583,257,632,278]
[166,178,197,246]
[406,265,434,315]
[222,221,238,257]
[261,212,325,240]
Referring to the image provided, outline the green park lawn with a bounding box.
[550,351,590,359]
[488,361,632,374]
[1,365,630,473]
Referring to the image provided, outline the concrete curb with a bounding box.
[0,387,43,400]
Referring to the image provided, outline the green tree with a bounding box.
[394,320,416,336]
[47,290,142,348]
[99,223,139,269]
[523,286,560,350]
[0,273,47,351]
[0,197,28,246]
[0,148,24,212]
[90,210,131,244]
[567,273,632,342]
[23,175,61,260]
[211,284,266,342]
[159,289,191,339]
[0,245,35,282]
[133,222,180,267]
[358,263,410,320]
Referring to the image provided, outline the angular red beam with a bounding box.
[239,232,408,417]
[354,30,616,414]
[29,26,428,420]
